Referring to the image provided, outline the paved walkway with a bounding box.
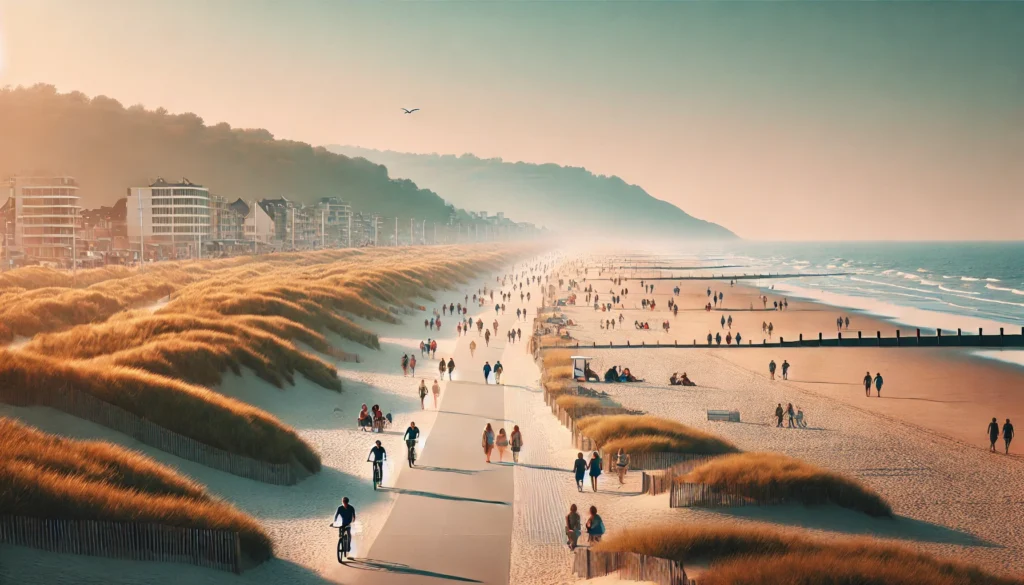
[340,380,513,585]
[337,278,543,585]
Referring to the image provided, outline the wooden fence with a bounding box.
[0,384,298,485]
[0,516,242,573]
[640,455,724,494]
[572,548,693,585]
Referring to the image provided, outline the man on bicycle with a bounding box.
[333,497,356,534]
[367,440,387,484]
[403,422,420,467]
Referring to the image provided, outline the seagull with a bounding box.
[401,108,420,114]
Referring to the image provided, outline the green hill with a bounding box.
[330,146,736,239]
[0,85,461,223]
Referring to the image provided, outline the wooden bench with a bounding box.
[707,410,740,423]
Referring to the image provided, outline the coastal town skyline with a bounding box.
[2,0,1021,241]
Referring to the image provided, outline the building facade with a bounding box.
[7,176,81,266]
[126,178,210,258]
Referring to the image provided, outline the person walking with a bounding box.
[447,357,455,380]
[786,403,796,428]
[401,354,409,377]
[493,361,504,384]
[418,379,428,410]
[431,379,441,409]
[573,452,588,492]
[510,425,523,463]
[588,451,602,492]
[470,340,477,357]
[1004,419,1015,454]
[430,339,437,358]
[484,329,491,347]
[585,506,605,544]
[614,448,630,484]
[781,359,790,380]
[496,428,509,462]
[775,403,784,427]
[989,417,1001,452]
[409,355,417,376]
[439,358,447,380]
[873,372,884,397]
[769,360,777,380]
[863,371,872,397]
[482,423,495,463]
[565,504,581,551]
[483,361,492,384]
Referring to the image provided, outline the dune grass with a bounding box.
[0,350,321,473]
[680,452,892,517]
[592,523,1019,585]
[575,414,738,455]
[1,417,273,561]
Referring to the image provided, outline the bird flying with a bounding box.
[401,108,420,114]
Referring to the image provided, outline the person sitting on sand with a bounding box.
[621,368,642,383]
[604,366,619,383]
[680,372,695,386]
[358,404,372,431]
[584,366,601,383]
[670,372,679,385]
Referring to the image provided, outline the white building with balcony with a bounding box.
[127,178,211,257]
[7,176,81,266]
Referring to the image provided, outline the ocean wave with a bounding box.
[987,283,1012,292]
[986,278,1001,282]
[942,275,957,279]
[920,280,940,286]
[916,268,929,273]
[1015,289,1024,296]
[940,286,979,295]
[903,274,921,280]
[881,269,896,275]
[961,276,979,282]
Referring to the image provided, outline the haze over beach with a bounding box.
[2,2,1024,585]
[2,0,1023,239]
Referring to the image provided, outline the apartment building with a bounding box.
[126,177,210,259]
[5,176,81,267]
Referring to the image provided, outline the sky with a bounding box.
[1,0,1022,240]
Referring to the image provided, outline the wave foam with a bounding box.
[986,278,1001,282]
[961,277,979,282]
[987,283,1012,292]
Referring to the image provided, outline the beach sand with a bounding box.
[506,262,1024,583]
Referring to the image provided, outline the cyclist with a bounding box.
[403,422,421,467]
[332,497,356,561]
[367,440,387,486]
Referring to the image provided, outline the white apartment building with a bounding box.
[126,178,210,256]
[229,199,275,245]
[7,176,81,266]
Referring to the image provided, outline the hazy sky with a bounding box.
[1,0,1022,240]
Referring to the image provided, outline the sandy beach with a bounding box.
[3,252,1022,584]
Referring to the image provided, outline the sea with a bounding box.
[689,242,1024,368]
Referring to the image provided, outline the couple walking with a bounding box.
[988,418,1014,454]
[573,452,602,492]
[483,360,504,384]
[863,371,883,397]
[482,423,523,463]
[417,379,441,409]
[565,504,605,551]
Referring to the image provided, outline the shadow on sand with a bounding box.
[385,487,510,506]
[713,504,995,547]
[343,558,483,583]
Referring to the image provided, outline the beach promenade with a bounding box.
[339,380,513,585]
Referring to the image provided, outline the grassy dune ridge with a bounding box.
[0,417,273,561]
[0,350,321,472]
[577,414,739,455]
[680,452,892,517]
[593,523,1020,585]
[3,245,538,473]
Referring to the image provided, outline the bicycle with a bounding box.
[406,440,417,467]
[371,460,383,490]
[331,524,352,563]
